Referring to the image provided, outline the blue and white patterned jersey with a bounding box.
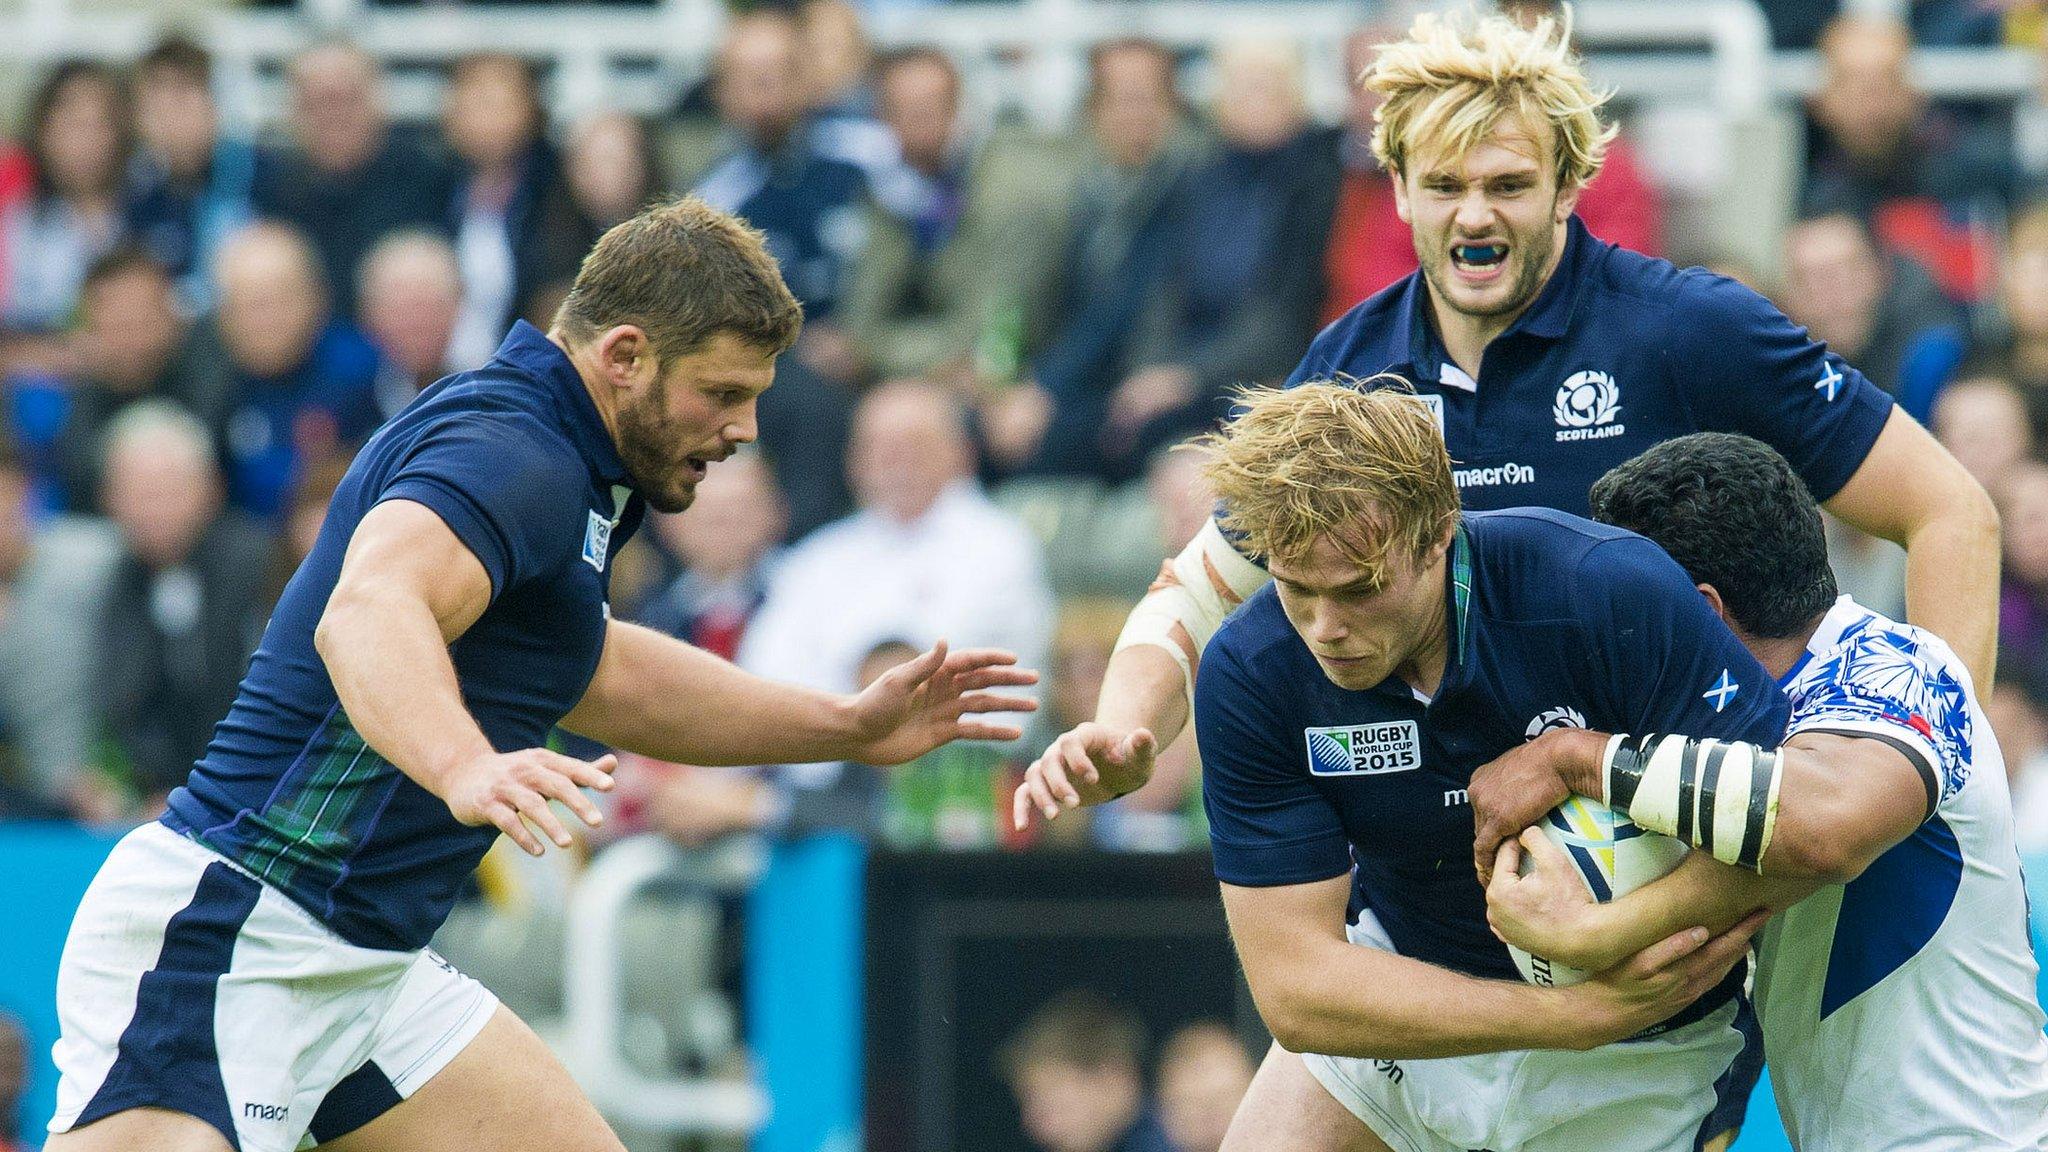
[1756,595,2048,1151]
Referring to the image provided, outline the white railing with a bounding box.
[561,832,769,1137]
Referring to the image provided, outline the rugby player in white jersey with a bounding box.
[1469,432,2048,1151]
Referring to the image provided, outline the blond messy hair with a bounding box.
[1199,381,1459,583]
[1367,6,1616,190]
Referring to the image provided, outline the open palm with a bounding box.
[848,640,1040,766]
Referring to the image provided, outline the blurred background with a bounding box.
[0,0,2044,1149]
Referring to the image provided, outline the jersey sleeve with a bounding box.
[1669,271,1893,503]
[377,418,587,599]
[1786,624,1971,817]
[1572,534,1790,748]
[1194,631,1352,887]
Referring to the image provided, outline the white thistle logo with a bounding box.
[1553,371,1621,429]
[1525,705,1587,741]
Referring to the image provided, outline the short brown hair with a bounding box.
[1001,991,1145,1079]
[554,197,802,358]
[1200,381,1459,583]
[139,33,212,87]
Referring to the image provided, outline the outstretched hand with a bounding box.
[1012,721,1159,830]
[846,640,1039,766]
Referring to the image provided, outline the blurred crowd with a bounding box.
[2,0,2048,868]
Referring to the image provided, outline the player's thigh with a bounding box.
[1221,1043,1398,1152]
[318,1004,624,1152]
[45,1106,235,1152]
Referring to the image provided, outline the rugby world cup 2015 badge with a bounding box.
[582,508,612,572]
[1305,721,1422,776]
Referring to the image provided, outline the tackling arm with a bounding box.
[1484,727,1930,972]
[1824,408,2001,692]
[1221,874,1760,1059]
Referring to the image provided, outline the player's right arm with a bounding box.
[1013,518,1268,826]
[315,498,615,857]
[1222,872,1765,1059]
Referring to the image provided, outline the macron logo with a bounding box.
[243,1102,288,1123]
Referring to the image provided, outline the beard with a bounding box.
[615,375,697,514]
[1414,201,1560,321]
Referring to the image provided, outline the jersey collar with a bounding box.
[1777,594,1866,688]
[1400,215,1593,387]
[492,320,632,486]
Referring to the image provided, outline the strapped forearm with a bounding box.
[1601,734,1784,871]
[1113,517,1271,709]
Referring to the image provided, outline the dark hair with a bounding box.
[83,243,170,293]
[1000,990,1145,1079]
[139,33,212,87]
[24,59,130,201]
[1086,36,1180,103]
[554,196,802,358]
[1588,433,1836,640]
[875,45,960,100]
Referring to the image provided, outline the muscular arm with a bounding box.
[1824,408,2000,691]
[564,620,1037,769]
[314,499,496,793]
[560,620,863,765]
[1487,728,1930,971]
[1222,874,1754,1059]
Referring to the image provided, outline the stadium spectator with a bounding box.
[562,109,661,233]
[1933,370,2036,492]
[1002,991,1175,1152]
[840,47,1075,387]
[1155,1022,1256,1152]
[440,52,583,367]
[984,37,1194,479]
[50,245,203,512]
[1780,209,1966,421]
[2001,459,2048,675]
[0,1011,26,1152]
[1996,203,2048,432]
[0,436,118,821]
[1104,40,1337,475]
[183,221,381,518]
[695,12,869,321]
[252,40,450,311]
[264,450,351,609]
[635,449,785,660]
[1987,666,2048,854]
[802,0,896,180]
[1,61,130,335]
[1802,14,2015,299]
[123,34,255,310]
[358,229,462,417]
[94,401,271,809]
[740,379,1053,697]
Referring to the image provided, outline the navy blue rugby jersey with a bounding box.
[1195,509,1789,997]
[1287,216,1894,517]
[163,321,644,951]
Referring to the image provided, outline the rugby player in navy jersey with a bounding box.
[1014,8,1995,840]
[1469,434,2048,1152]
[43,199,1039,1152]
[1171,383,1774,1151]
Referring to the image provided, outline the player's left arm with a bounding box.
[560,619,1037,767]
[1823,408,1999,692]
[1673,273,2000,691]
[1483,726,1930,972]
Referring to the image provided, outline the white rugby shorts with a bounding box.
[47,821,499,1152]
[1299,911,1752,1152]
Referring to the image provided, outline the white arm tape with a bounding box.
[1112,517,1272,706]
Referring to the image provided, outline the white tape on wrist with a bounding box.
[1112,518,1271,704]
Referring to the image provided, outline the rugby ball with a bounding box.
[1505,794,1690,987]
